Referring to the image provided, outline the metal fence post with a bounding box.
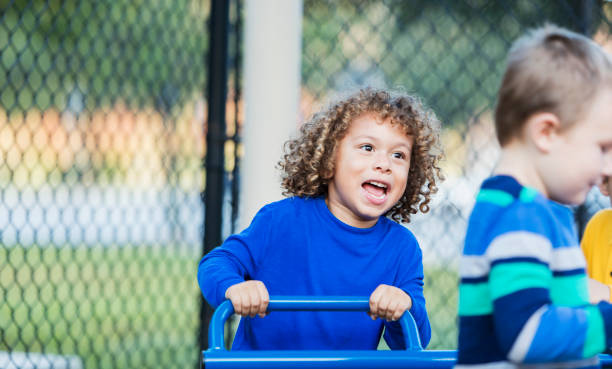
[578,0,595,35]
[199,0,230,362]
[230,0,243,235]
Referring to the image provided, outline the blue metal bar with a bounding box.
[208,300,236,351]
[203,296,612,369]
[204,350,612,369]
[256,297,372,311]
[208,297,421,352]
[204,349,457,369]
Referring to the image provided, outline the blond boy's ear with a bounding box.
[524,112,561,153]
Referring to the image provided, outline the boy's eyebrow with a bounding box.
[352,134,379,142]
[352,134,413,149]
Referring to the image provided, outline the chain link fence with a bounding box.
[0,1,224,368]
[4,1,612,368]
[301,0,612,349]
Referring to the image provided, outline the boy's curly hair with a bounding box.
[278,88,444,223]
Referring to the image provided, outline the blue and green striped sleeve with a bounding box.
[487,231,609,362]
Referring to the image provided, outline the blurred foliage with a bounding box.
[0,0,208,113]
[302,0,610,127]
[0,0,210,188]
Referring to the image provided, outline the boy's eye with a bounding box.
[360,144,373,152]
[392,152,406,159]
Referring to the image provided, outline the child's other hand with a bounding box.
[368,284,412,322]
[587,278,611,304]
[224,280,270,318]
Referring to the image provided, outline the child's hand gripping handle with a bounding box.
[207,296,423,351]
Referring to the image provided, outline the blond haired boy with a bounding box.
[457,24,612,368]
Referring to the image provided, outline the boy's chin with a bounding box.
[356,208,388,223]
[549,192,588,206]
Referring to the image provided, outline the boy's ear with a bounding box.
[524,112,561,153]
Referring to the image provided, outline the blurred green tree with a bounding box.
[0,0,208,113]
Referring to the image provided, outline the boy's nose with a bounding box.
[374,153,391,172]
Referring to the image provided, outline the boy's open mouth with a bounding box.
[362,181,388,199]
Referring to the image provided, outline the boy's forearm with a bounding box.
[489,262,599,360]
[198,267,244,307]
[197,252,246,307]
[197,229,263,306]
[490,276,612,362]
[383,320,407,350]
[403,288,431,348]
[380,286,430,350]
[494,294,607,362]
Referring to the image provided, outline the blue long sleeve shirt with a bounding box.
[457,176,612,369]
[198,196,431,350]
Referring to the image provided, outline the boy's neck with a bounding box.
[494,143,548,198]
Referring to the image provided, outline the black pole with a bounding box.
[578,0,595,35]
[230,0,242,235]
[199,0,230,364]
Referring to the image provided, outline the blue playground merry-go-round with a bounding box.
[201,296,612,369]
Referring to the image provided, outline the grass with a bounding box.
[424,265,458,349]
[0,245,202,369]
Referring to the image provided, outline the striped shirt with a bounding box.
[456,175,612,369]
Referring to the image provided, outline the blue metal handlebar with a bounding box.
[208,296,422,352]
[202,296,612,369]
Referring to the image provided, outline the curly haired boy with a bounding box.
[198,88,443,350]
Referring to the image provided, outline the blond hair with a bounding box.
[495,24,612,146]
[278,88,444,223]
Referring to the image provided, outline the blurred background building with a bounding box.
[1,1,611,368]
